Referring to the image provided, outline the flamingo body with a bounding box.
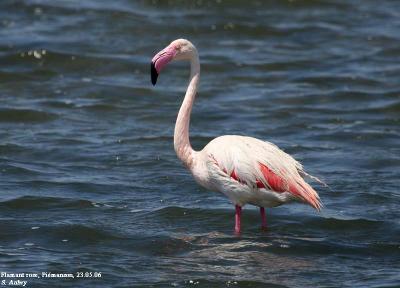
[151,39,322,234]
[191,135,321,210]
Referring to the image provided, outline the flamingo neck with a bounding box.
[174,52,200,168]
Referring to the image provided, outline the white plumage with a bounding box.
[192,135,321,209]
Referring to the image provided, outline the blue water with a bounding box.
[0,0,399,287]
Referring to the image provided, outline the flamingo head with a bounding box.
[151,39,196,85]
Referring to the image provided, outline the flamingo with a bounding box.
[150,39,323,234]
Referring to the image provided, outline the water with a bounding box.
[0,0,399,287]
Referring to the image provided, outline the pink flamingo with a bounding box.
[151,39,323,234]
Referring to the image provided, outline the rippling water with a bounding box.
[0,0,399,287]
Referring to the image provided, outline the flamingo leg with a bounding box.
[260,207,267,230]
[235,205,242,234]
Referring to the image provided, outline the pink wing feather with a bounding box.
[259,163,322,210]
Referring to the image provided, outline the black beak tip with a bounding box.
[151,62,158,86]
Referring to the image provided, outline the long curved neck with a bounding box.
[174,52,200,168]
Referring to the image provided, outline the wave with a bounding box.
[0,108,57,123]
[0,196,94,210]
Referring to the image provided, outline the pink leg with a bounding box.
[235,205,242,234]
[260,207,267,230]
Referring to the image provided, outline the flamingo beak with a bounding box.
[150,62,158,85]
[150,45,177,86]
